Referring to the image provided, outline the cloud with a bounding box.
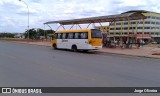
[0,0,160,33]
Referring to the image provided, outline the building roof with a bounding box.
[44,12,146,25]
[122,10,160,14]
[122,10,149,13]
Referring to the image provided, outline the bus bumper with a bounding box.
[88,46,102,50]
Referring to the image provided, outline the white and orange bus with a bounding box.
[51,29,102,52]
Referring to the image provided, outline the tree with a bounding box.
[37,28,55,39]
[24,28,37,39]
[24,28,55,40]
[0,33,15,38]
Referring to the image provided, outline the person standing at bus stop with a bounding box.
[114,39,117,48]
[137,39,140,49]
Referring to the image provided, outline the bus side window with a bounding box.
[65,33,68,39]
[86,33,88,39]
[62,33,68,39]
[73,33,75,39]
[81,32,88,39]
[78,33,81,39]
[54,33,57,39]
[68,33,73,39]
[58,33,62,39]
[62,33,66,39]
[75,33,80,39]
[85,33,88,39]
[57,33,60,39]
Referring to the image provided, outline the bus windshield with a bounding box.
[91,29,102,38]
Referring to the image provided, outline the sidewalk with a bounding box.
[5,40,160,59]
[98,47,160,59]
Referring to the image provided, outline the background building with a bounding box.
[96,10,160,43]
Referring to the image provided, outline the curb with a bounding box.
[7,41,51,47]
[97,51,160,59]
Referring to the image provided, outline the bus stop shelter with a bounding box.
[44,12,146,44]
[44,12,146,28]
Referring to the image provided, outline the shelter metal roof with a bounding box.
[44,12,146,25]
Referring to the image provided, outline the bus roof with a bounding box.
[55,29,96,33]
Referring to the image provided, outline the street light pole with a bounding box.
[19,0,29,40]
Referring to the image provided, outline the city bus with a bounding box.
[51,29,102,52]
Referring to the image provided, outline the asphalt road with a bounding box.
[0,41,160,96]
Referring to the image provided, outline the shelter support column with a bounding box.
[143,19,145,34]
[70,24,75,29]
[56,25,61,31]
[142,19,145,41]
[99,22,104,32]
[46,24,53,30]
[86,23,91,28]
[55,24,65,31]
[135,20,138,35]
[114,21,116,41]
[44,24,46,40]
[77,24,82,29]
[135,20,138,42]
[127,18,130,41]
[61,24,65,30]
[109,22,111,39]
[120,21,123,42]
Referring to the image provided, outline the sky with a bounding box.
[0,0,160,33]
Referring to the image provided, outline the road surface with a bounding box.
[0,41,160,96]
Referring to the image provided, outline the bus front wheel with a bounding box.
[72,45,77,52]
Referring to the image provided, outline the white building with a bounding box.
[109,10,160,43]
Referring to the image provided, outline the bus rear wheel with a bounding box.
[53,44,57,50]
[83,50,89,52]
[72,45,77,52]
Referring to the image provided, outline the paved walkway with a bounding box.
[99,47,160,59]
[3,40,160,59]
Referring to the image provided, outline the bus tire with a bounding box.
[72,45,77,52]
[53,44,57,50]
[83,50,89,52]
